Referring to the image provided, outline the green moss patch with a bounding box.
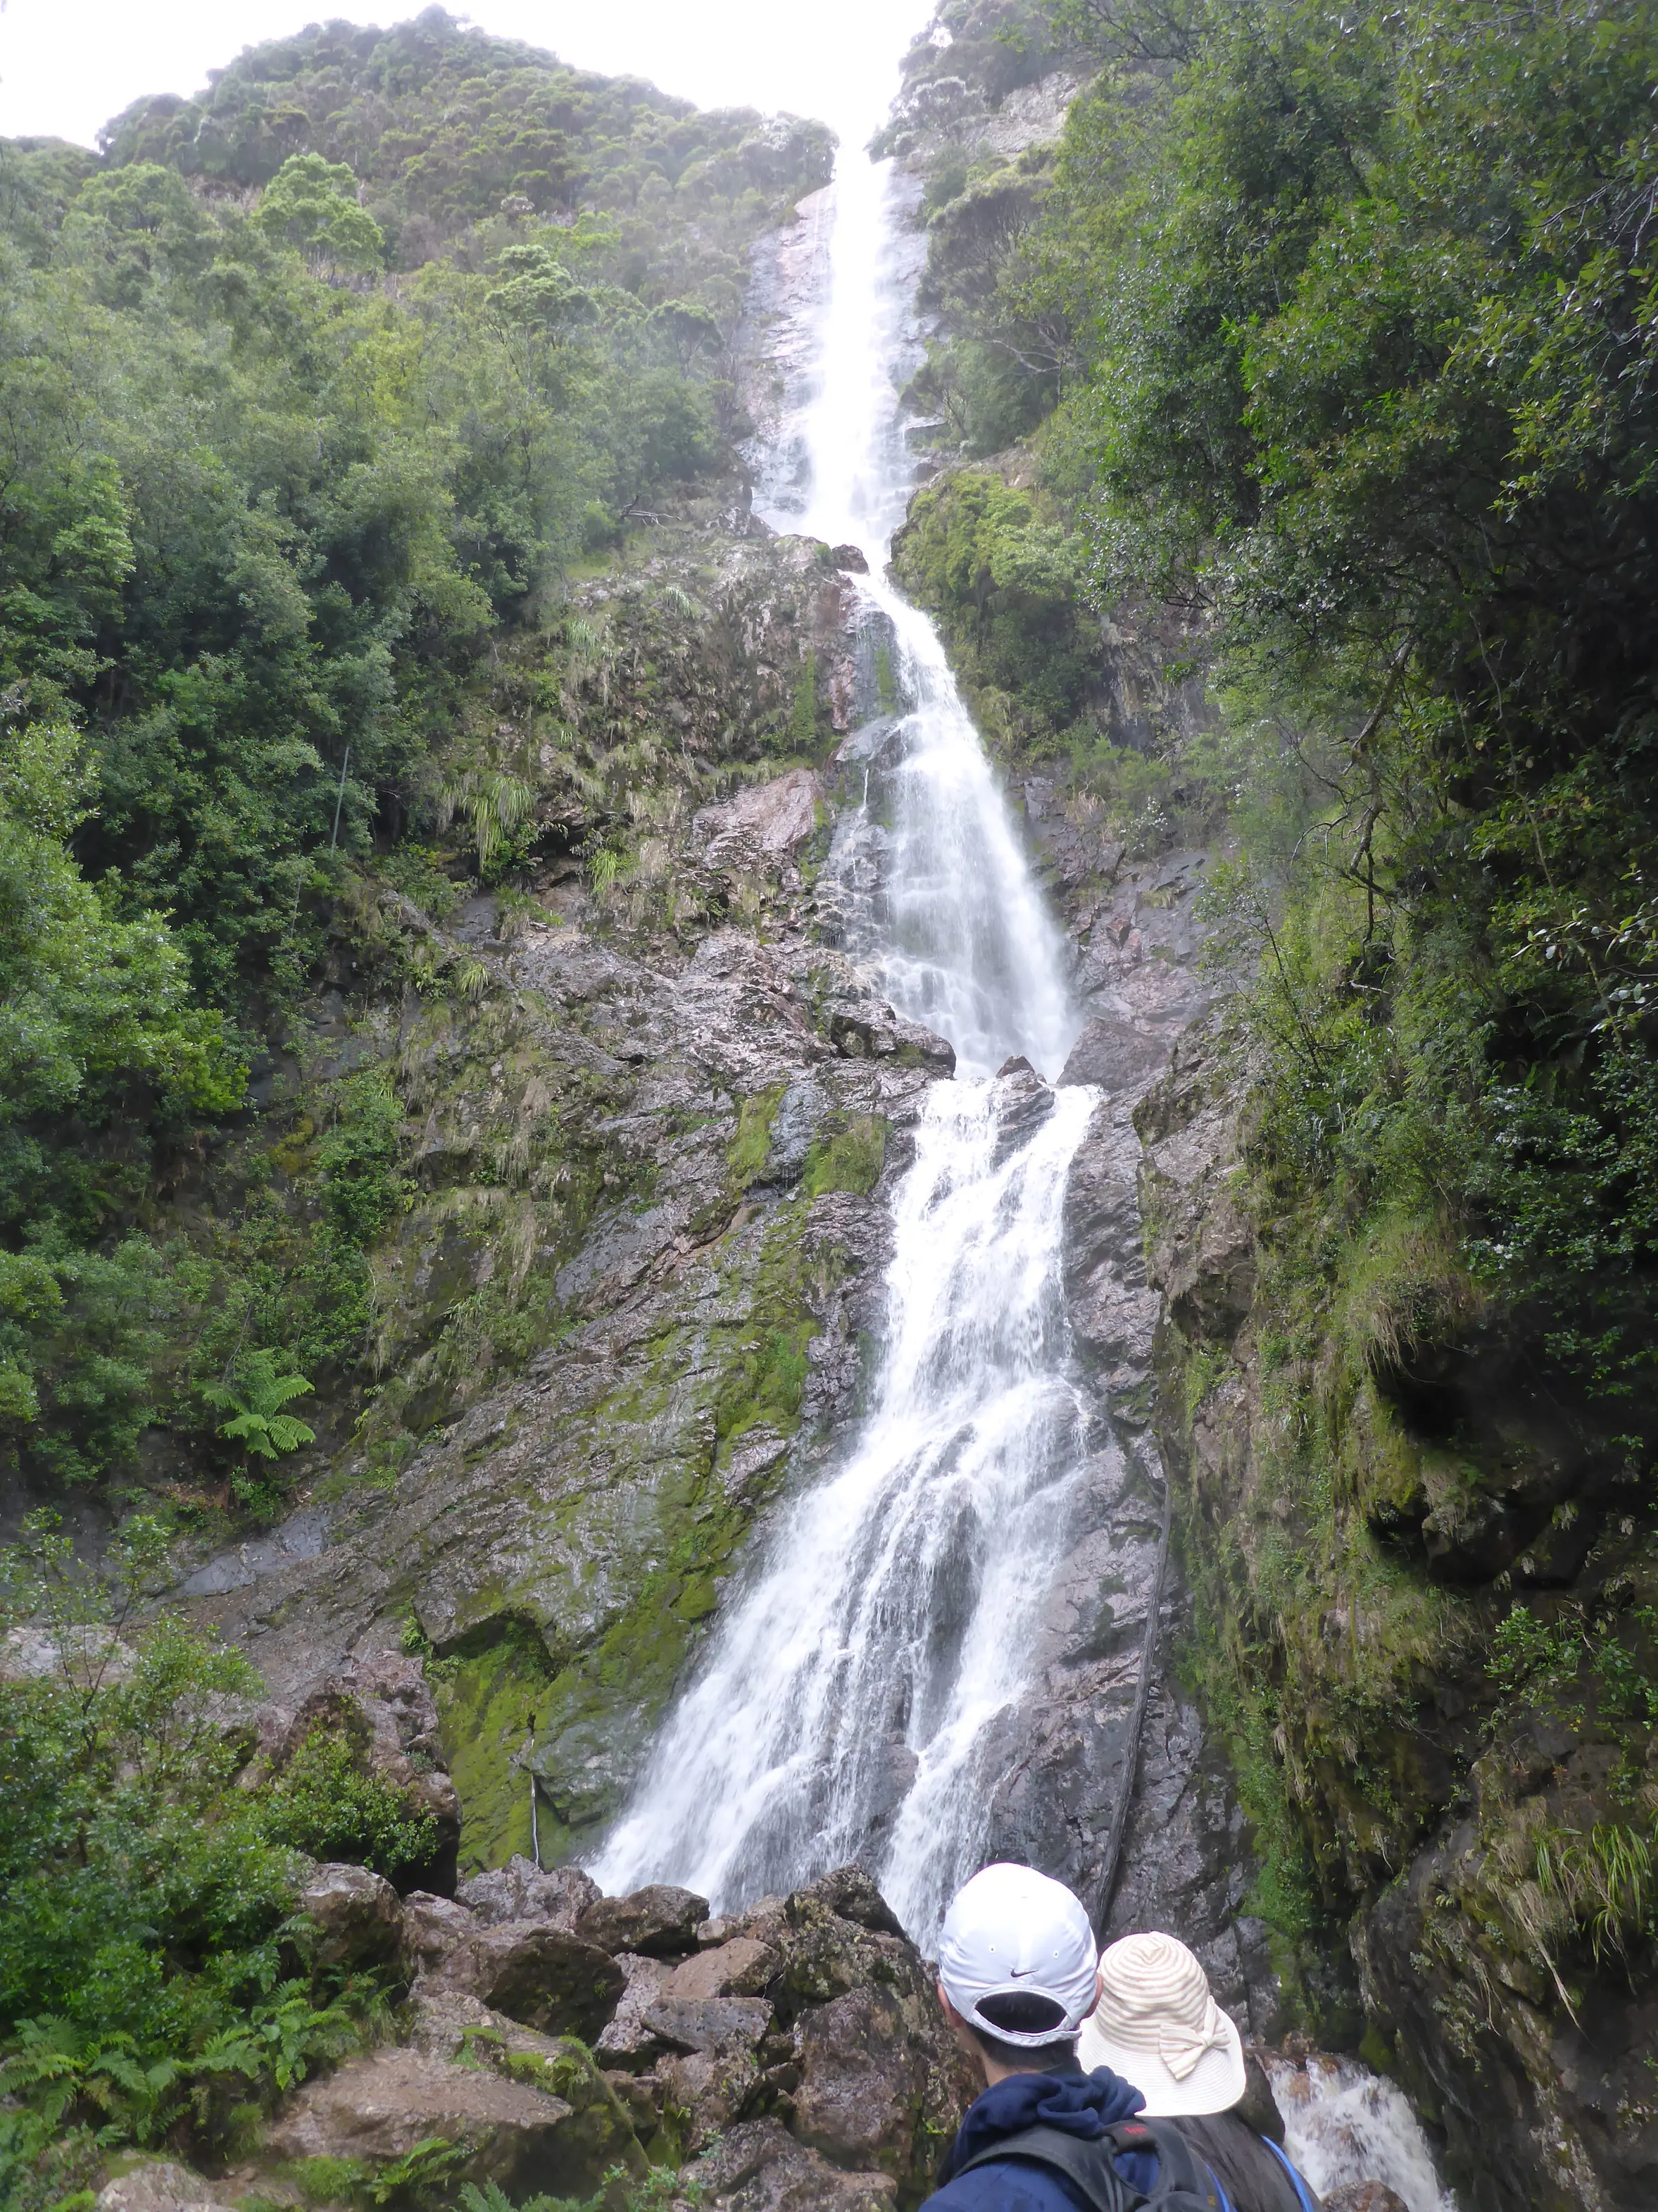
[804,1113,887,1199]
[729,1085,786,1188]
[438,1614,558,1875]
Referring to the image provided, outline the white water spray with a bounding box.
[591,142,1092,1939]
[795,146,1074,1079]
[1270,2057,1462,2212]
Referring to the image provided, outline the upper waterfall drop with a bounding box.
[589,138,1095,1944]
[775,146,1076,1080]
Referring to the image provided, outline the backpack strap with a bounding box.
[955,2124,1139,2212]
[1104,2119,1230,2211]
[1261,2134,1320,2212]
[955,2117,1228,2211]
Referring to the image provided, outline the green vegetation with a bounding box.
[260,1727,440,1882]
[927,0,1658,1435]
[803,1113,888,1200]
[203,1351,318,1516]
[0,17,835,2195]
[460,2169,702,2212]
[0,1513,396,2203]
[0,7,827,1518]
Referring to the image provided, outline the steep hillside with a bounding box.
[888,2,1658,2206]
[0,26,869,2204]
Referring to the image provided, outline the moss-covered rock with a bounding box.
[1133,1025,1658,2210]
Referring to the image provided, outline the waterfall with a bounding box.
[588,89,1466,2212]
[591,146,1092,1944]
[1270,2058,1462,2212]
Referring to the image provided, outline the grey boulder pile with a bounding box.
[184,1857,976,2210]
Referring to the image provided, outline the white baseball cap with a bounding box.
[936,1863,1101,2047]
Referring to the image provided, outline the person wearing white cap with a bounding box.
[922,1870,1319,2212]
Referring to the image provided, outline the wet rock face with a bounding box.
[1099,1635,1286,2043]
[1355,1839,1658,2212]
[182,916,952,1874]
[1131,1023,1658,2208]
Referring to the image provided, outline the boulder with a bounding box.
[96,2163,234,2212]
[644,1994,774,2054]
[401,1888,482,1975]
[808,1865,904,1938]
[261,2047,588,2197]
[791,1983,928,2177]
[430,1920,625,2040]
[596,1952,677,2069]
[665,1935,779,2000]
[688,2118,897,2210]
[658,2042,763,2156]
[829,544,870,574]
[577,1882,710,1958]
[1322,2189,1410,2212]
[710,1872,978,2199]
[457,1855,599,1931]
[296,1862,403,1972]
[402,1989,647,2186]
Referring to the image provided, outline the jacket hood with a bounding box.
[942,2065,1145,2182]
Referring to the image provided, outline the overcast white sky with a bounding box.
[0,1,940,152]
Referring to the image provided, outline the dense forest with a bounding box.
[0,9,828,1500]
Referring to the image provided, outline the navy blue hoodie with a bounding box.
[922,2066,1157,2211]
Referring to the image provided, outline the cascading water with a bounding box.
[589,69,1464,2212]
[591,142,1095,1941]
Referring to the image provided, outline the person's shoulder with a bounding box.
[922,2158,1091,2211]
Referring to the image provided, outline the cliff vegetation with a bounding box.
[0,14,850,2204]
[896,0,1658,2201]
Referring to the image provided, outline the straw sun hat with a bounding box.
[1076,1932,1247,2116]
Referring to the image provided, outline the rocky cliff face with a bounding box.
[125,149,1564,2212]
[1131,1032,1658,2212]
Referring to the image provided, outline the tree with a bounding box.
[203,1351,316,1466]
[252,154,384,275]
